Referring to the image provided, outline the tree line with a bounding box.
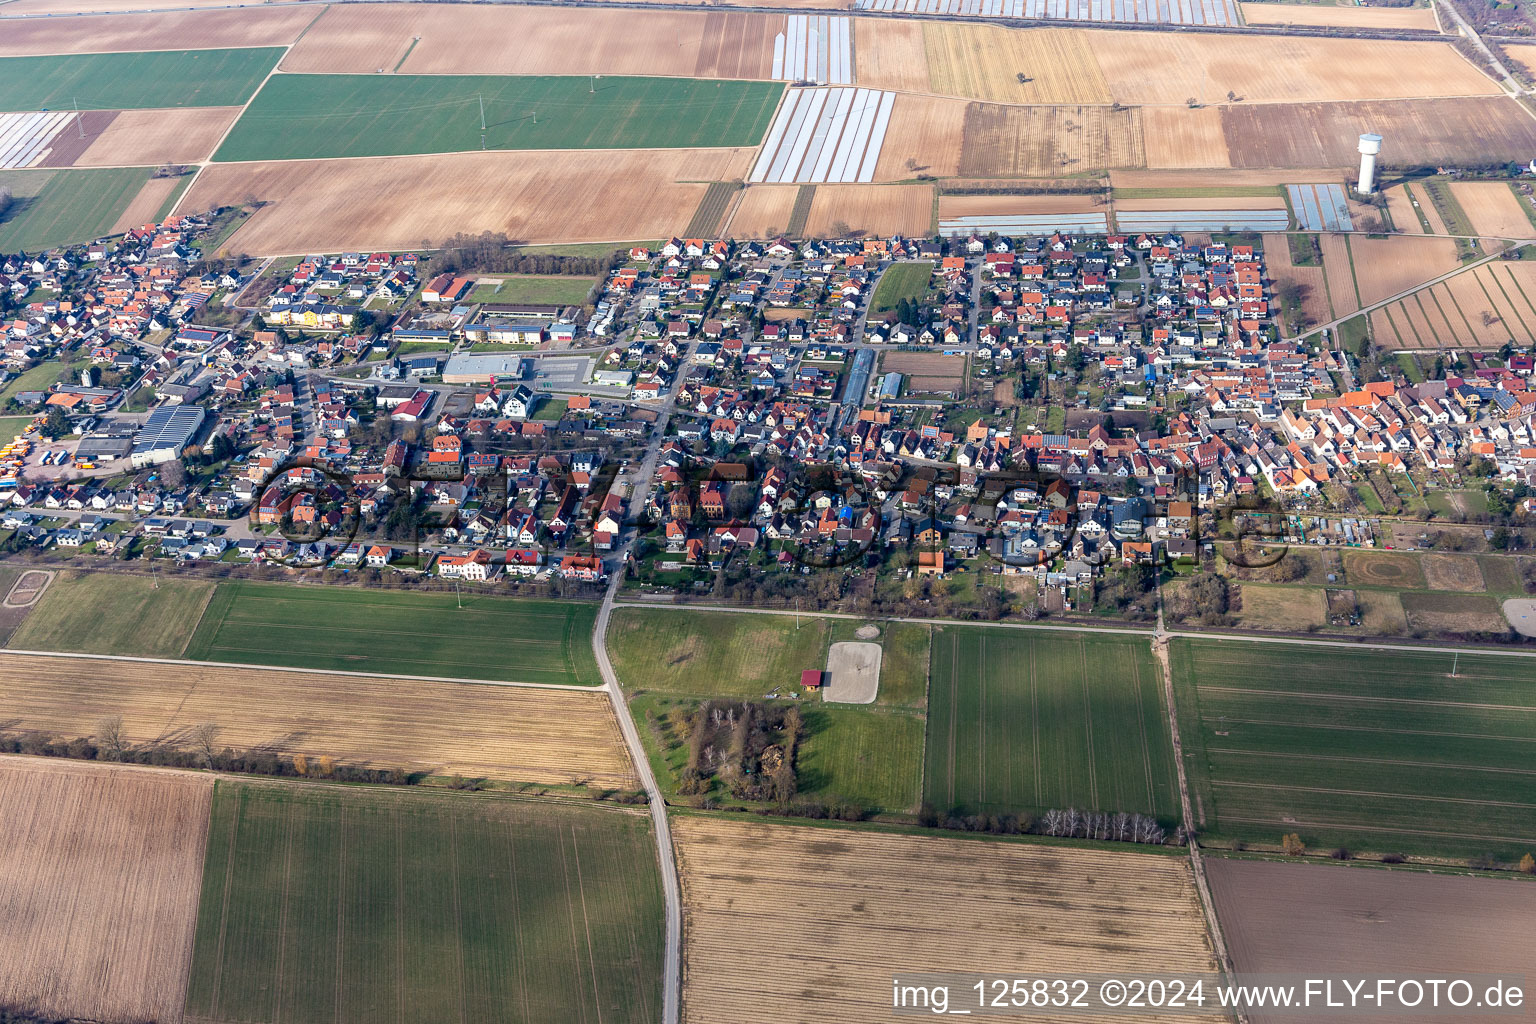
[427,231,622,278]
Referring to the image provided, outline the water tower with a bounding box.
[1357,133,1383,195]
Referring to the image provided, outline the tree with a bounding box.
[96,715,127,761]
[1519,853,1535,874]
[159,459,187,489]
[191,722,219,768]
[40,405,69,440]
[0,185,11,217]
[292,752,308,776]
[1281,832,1306,856]
[316,754,336,777]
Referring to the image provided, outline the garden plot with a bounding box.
[749,87,896,183]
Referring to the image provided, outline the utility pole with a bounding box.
[73,97,83,139]
[1451,651,1459,678]
[455,578,462,609]
[591,74,601,94]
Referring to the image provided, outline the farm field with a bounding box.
[8,570,214,657]
[871,93,966,180]
[0,757,211,1024]
[1264,230,1332,329]
[882,350,965,392]
[0,166,153,251]
[1171,638,1536,859]
[74,107,239,166]
[1220,98,1536,169]
[1236,1,1440,29]
[673,816,1221,1023]
[1371,260,1536,349]
[185,579,601,684]
[0,6,314,55]
[1348,233,1459,306]
[186,781,663,1024]
[1450,181,1536,238]
[802,184,933,237]
[181,148,755,253]
[1141,106,1232,169]
[606,607,830,696]
[0,651,636,787]
[870,260,933,313]
[284,4,779,80]
[720,183,799,237]
[1209,859,1536,1024]
[801,705,926,810]
[216,74,783,161]
[110,175,185,233]
[0,48,282,111]
[925,627,1179,821]
[470,274,597,306]
[1341,548,1427,589]
[922,24,1111,104]
[958,102,1145,178]
[849,19,927,93]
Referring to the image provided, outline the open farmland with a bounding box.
[0,651,636,787]
[958,103,1145,178]
[0,6,314,55]
[721,183,799,237]
[1209,860,1536,1024]
[74,107,239,166]
[182,148,753,253]
[0,758,211,1024]
[1171,638,1536,859]
[871,93,967,180]
[607,607,831,697]
[1450,181,1536,238]
[8,570,214,657]
[1141,106,1232,169]
[187,782,662,1024]
[0,166,153,250]
[674,816,1221,1023]
[849,19,927,92]
[216,74,783,161]
[1264,231,1332,329]
[1348,234,1460,306]
[0,48,282,111]
[1237,2,1440,29]
[926,627,1179,821]
[922,24,1111,104]
[803,184,933,237]
[1221,98,1536,169]
[284,4,780,80]
[1373,260,1536,349]
[185,580,601,684]
[109,175,189,233]
[1097,33,1500,105]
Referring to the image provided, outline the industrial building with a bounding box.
[130,405,206,468]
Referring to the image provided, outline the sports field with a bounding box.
[215,74,784,161]
[925,627,1179,821]
[1171,638,1536,859]
[7,571,215,658]
[606,607,831,696]
[0,48,283,111]
[184,580,601,683]
[186,781,663,1024]
[0,167,153,252]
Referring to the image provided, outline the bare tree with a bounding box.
[96,716,127,761]
[191,722,219,768]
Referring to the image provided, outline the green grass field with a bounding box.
[870,261,934,314]
[184,580,601,683]
[0,167,151,251]
[606,608,830,696]
[925,627,1179,821]
[186,781,662,1024]
[470,274,597,306]
[7,572,214,658]
[1172,638,1536,860]
[799,705,925,812]
[0,48,283,111]
[216,75,784,161]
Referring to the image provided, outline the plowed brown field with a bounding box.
[1349,234,1459,306]
[1221,98,1536,169]
[0,653,637,787]
[1142,106,1232,169]
[803,184,933,237]
[1264,231,1332,331]
[852,19,928,92]
[873,93,966,180]
[74,107,239,166]
[1238,2,1439,30]
[181,148,755,253]
[1318,232,1360,315]
[674,816,1223,1024]
[0,757,210,1024]
[723,184,801,237]
[0,5,313,54]
[959,103,1145,178]
[924,24,1111,104]
[1451,181,1535,238]
[109,176,181,234]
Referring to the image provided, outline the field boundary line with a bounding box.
[570,822,605,1024]
[1,647,603,690]
[1079,640,1098,810]
[1214,779,1536,811]
[1208,748,1536,775]
[1221,814,1536,845]
[1197,684,1536,712]
[179,580,220,659]
[1210,715,1536,744]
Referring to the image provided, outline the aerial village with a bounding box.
[1,212,1534,612]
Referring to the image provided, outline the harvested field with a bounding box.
[1342,548,1427,588]
[674,816,1221,1024]
[721,183,800,237]
[923,24,1111,104]
[1451,181,1535,238]
[1110,167,1343,188]
[1401,591,1510,635]
[1234,583,1327,631]
[851,19,928,92]
[1141,105,1232,169]
[1264,230,1332,329]
[1506,42,1536,79]
[187,782,662,1024]
[1210,859,1536,1024]
[881,351,965,389]
[1348,233,1459,306]
[1383,182,1433,234]
[1096,33,1499,105]
[1318,232,1359,315]
[182,148,755,253]
[958,103,1144,178]
[684,181,739,238]
[1117,195,1284,211]
[108,175,181,234]
[802,183,933,237]
[1221,98,1536,169]
[938,193,1101,218]
[0,652,637,787]
[73,106,237,166]
[1377,265,1536,350]
[284,4,778,79]
[1237,1,1440,29]
[0,757,211,1024]
[1420,552,1486,592]
[0,6,314,55]
[871,93,965,180]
